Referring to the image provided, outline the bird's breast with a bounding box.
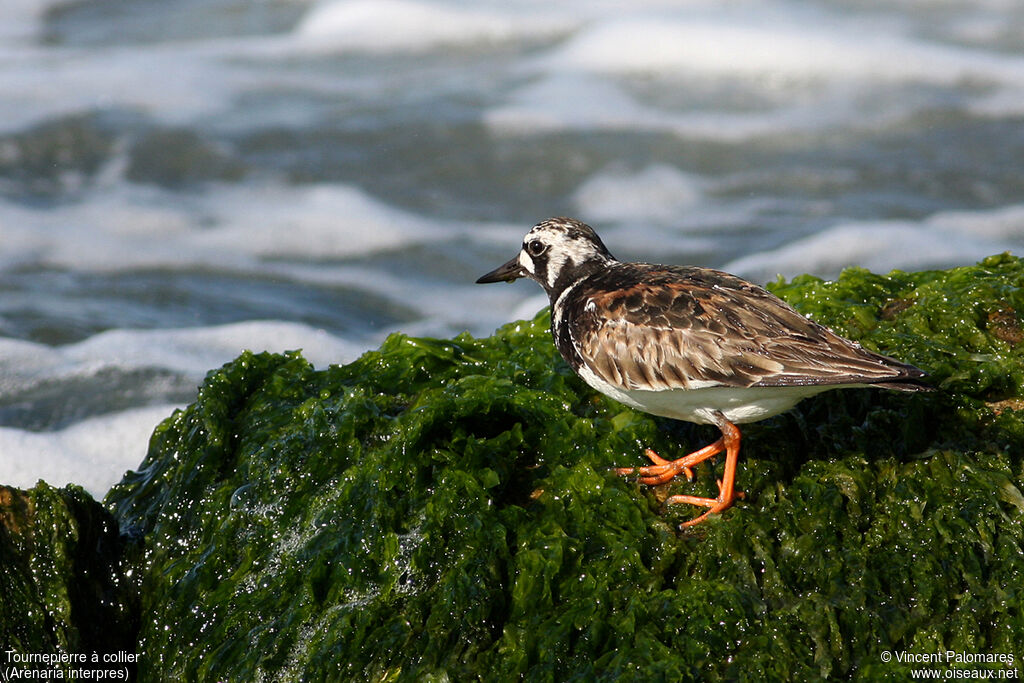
[574,361,833,425]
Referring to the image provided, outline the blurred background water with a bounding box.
[1,0,1022,495]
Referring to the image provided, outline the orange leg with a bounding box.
[617,415,744,527]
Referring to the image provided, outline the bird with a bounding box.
[476,217,932,527]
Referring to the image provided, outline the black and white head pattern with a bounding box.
[517,217,615,296]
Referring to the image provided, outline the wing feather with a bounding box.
[565,264,928,392]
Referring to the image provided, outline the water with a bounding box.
[1,0,1022,496]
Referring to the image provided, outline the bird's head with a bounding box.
[476,217,615,296]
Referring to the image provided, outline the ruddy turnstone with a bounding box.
[477,217,932,527]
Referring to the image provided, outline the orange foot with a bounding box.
[613,448,695,485]
[616,416,744,527]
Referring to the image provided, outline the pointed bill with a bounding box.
[476,255,526,284]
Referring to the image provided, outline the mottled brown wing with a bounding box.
[568,265,927,392]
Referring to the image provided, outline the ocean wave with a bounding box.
[0,404,177,496]
[0,319,365,389]
[546,15,1024,85]
[724,204,1024,282]
[293,0,571,53]
[0,182,453,271]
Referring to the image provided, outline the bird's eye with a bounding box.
[526,239,547,257]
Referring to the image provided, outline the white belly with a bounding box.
[576,364,836,425]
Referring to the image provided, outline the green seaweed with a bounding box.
[767,252,1024,399]
[5,255,1023,681]
[101,254,1024,681]
[0,483,136,672]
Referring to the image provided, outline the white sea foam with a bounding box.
[0,0,559,134]
[294,0,570,53]
[547,16,1024,85]
[486,9,1024,140]
[0,405,178,497]
[485,70,911,141]
[724,204,1024,283]
[0,41,243,133]
[0,320,366,396]
[572,164,705,224]
[195,184,450,260]
[485,72,674,135]
[924,204,1024,240]
[0,182,451,272]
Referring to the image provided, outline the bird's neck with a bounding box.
[544,256,614,302]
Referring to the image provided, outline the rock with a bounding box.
[7,254,1024,679]
[0,482,136,675]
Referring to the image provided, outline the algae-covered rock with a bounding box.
[1,482,136,674]
[101,254,1024,681]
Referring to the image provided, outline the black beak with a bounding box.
[476,255,526,284]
